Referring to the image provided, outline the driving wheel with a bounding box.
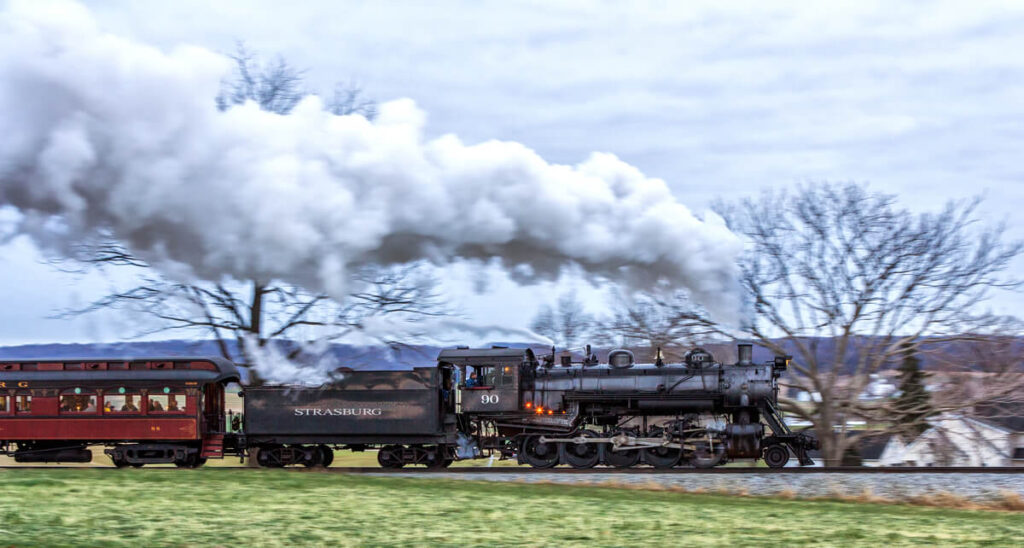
[521,436,559,468]
[564,431,600,469]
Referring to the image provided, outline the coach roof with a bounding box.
[0,357,241,384]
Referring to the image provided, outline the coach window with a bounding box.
[60,390,97,413]
[14,394,31,414]
[148,391,186,413]
[103,391,141,413]
[0,395,7,413]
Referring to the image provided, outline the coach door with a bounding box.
[202,383,225,433]
[460,362,518,413]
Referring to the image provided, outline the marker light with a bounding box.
[547,410,553,415]
[74,387,81,394]
[535,407,544,415]
[525,402,532,408]
[118,387,126,394]
[163,387,171,394]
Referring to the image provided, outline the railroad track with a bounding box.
[2,466,1022,473]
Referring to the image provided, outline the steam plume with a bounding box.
[0,1,741,315]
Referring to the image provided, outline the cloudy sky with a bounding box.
[2,0,1023,344]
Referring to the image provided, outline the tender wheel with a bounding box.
[564,432,600,469]
[302,447,324,468]
[377,445,405,469]
[521,436,559,469]
[257,445,285,468]
[642,446,681,469]
[763,444,791,469]
[318,445,334,467]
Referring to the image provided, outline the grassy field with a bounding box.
[1,469,1021,547]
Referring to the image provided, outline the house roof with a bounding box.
[973,402,1024,432]
[858,433,895,460]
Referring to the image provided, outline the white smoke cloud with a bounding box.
[0,1,742,318]
[350,316,555,348]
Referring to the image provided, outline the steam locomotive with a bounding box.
[0,343,817,468]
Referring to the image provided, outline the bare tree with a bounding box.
[707,183,1023,465]
[530,291,593,351]
[598,289,717,362]
[57,239,444,382]
[216,44,306,115]
[216,43,377,120]
[327,81,378,119]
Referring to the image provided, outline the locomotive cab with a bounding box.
[437,347,536,414]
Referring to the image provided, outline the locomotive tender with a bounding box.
[0,343,817,469]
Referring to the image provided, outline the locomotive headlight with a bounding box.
[525,402,532,408]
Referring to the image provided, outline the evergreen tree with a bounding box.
[893,347,932,437]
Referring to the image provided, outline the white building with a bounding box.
[875,406,1024,467]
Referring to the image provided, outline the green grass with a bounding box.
[1,470,1021,547]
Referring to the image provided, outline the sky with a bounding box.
[1,0,1023,345]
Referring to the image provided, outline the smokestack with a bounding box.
[737,343,753,365]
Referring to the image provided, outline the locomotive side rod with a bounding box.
[537,434,706,452]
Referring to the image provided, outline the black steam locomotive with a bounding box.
[242,343,818,469]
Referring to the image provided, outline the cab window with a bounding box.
[14,394,31,414]
[60,392,97,413]
[497,365,515,388]
[103,393,141,413]
[465,366,495,388]
[148,393,186,413]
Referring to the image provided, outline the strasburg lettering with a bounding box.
[293,407,383,416]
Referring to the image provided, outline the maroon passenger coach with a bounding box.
[0,357,239,467]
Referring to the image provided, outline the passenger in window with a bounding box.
[60,397,74,412]
[121,395,139,412]
[149,398,164,411]
[103,400,114,413]
[82,396,96,413]
[166,395,180,412]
